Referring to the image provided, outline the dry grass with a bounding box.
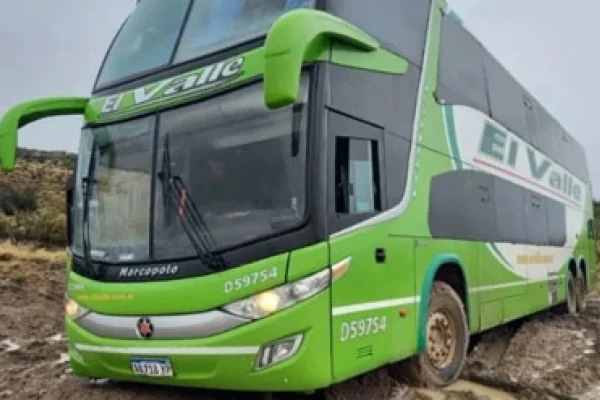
[0,240,66,286]
[0,241,65,264]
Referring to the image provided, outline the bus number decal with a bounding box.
[340,316,387,342]
[224,267,278,294]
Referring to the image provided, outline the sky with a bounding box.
[0,0,598,196]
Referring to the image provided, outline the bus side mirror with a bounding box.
[263,9,379,109]
[0,97,89,172]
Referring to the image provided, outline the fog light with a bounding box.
[256,334,303,370]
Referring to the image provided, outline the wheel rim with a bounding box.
[426,309,457,370]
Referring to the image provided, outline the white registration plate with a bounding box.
[131,358,174,377]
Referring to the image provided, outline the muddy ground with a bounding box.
[2,255,600,400]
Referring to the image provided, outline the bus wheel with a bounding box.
[404,281,468,388]
[564,270,577,315]
[575,272,587,313]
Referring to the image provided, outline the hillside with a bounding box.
[0,148,75,248]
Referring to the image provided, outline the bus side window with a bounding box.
[436,11,489,116]
[523,94,541,149]
[335,137,381,216]
[328,110,385,233]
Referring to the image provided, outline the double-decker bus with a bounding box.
[0,0,595,394]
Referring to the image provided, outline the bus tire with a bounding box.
[404,281,469,388]
[563,269,577,315]
[575,272,587,313]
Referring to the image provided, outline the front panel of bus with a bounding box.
[63,0,340,391]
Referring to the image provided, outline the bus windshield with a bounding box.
[96,0,315,87]
[71,78,309,264]
[71,118,155,263]
[152,79,308,260]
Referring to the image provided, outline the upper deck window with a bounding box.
[96,0,315,89]
[96,0,190,87]
[175,0,315,63]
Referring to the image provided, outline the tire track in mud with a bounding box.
[462,299,600,399]
[321,298,600,400]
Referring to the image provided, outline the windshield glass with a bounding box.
[71,117,155,263]
[96,0,190,87]
[96,0,315,88]
[153,77,309,260]
[174,0,315,63]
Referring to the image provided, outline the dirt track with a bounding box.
[3,255,600,399]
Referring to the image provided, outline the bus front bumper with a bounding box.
[66,291,332,392]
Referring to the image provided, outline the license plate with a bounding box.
[131,358,174,377]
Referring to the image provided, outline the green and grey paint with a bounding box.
[0,0,595,393]
[479,122,583,203]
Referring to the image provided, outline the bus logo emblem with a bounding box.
[136,317,154,339]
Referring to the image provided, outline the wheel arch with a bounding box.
[416,254,470,353]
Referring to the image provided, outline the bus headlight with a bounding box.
[65,297,90,321]
[222,268,330,320]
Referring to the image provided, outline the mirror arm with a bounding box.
[0,97,89,171]
[263,9,379,109]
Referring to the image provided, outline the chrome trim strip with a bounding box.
[76,309,249,340]
[74,343,260,355]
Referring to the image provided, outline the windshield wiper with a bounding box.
[157,133,227,271]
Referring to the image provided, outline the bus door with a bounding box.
[326,110,414,382]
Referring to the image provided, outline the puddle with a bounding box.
[53,352,69,366]
[416,380,516,399]
[0,339,20,353]
[46,333,65,343]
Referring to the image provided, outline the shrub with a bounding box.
[0,148,72,248]
[0,182,37,216]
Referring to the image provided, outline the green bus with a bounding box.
[0,0,595,394]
